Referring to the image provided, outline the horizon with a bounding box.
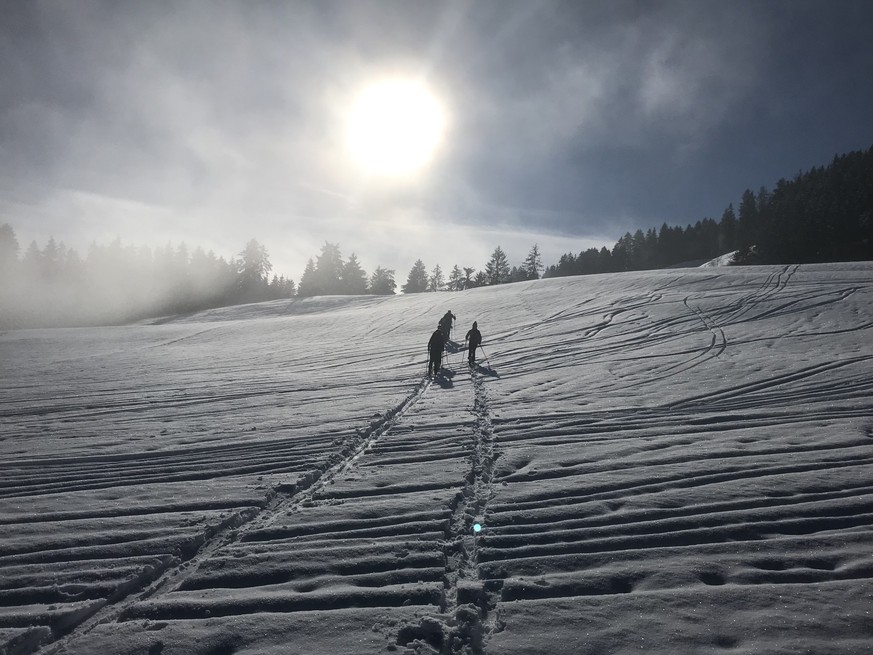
[4,137,870,287]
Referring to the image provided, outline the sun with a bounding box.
[345,78,446,178]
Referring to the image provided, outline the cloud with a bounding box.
[2,0,871,287]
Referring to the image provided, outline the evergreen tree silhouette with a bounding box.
[341,253,368,294]
[428,264,444,292]
[297,258,318,297]
[522,244,543,280]
[448,265,464,291]
[0,223,20,274]
[484,246,510,285]
[402,259,429,293]
[369,266,397,295]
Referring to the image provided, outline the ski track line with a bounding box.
[389,363,503,655]
[244,377,433,538]
[489,481,873,535]
[451,365,501,645]
[722,263,798,325]
[149,325,227,349]
[606,295,727,390]
[476,481,873,603]
[37,376,433,655]
[488,454,873,514]
[0,384,317,421]
[666,354,873,410]
[720,266,786,323]
[489,405,873,449]
[481,290,547,342]
[467,367,504,651]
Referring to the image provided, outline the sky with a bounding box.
[2,0,872,283]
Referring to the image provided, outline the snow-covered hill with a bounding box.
[1,263,872,654]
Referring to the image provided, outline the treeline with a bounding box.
[398,244,543,293]
[290,242,543,297]
[0,226,545,327]
[296,243,396,296]
[753,146,872,263]
[545,144,873,277]
[0,231,295,327]
[545,218,727,277]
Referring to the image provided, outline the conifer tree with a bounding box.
[738,189,758,251]
[463,267,476,289]
[522,244,543,280]
[0,223,19,274]
[238,239,272,296]
[719,204,738,253]
[402,259,429,293]
[484,246,510,285]
[314,242,344,294]
[297,258,318,297]
[23,241,41,278]
[428,264,444,292]
[448,265,464,291]
[341,253,368,294]
[369,266,397,295]
[41,237,62,280]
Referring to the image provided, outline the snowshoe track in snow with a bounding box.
[27,378,434,654]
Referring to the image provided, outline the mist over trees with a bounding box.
[0,234,294,328]
[7,144,865,328]
[0,230,544,327]
[402,259,429,293]
[369,267,397,295]
[296,242,396,297]
[545,144,873,278]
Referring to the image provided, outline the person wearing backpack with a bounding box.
[465,321,482,366]
[439,310,456,340]
[428,324,445,377]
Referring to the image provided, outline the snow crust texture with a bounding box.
[1,263,872,654]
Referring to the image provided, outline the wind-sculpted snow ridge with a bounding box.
[1,263,872,654]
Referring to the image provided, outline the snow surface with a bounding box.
[1,263,872,655]
[700,251,738,267]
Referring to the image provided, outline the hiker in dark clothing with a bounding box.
[465,321,482,365]
[428,324,445,377]
[439,310,456,340]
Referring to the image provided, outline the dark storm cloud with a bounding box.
[2,0,872,277]
[421,0,873,232]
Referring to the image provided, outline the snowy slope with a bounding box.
[700,251,738,267]
[1,263,872,655]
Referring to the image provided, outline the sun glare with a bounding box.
[345,78,446,178]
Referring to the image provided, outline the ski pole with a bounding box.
[479,345,491,368]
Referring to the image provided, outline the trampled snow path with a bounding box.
[31,375,437,652]
[1,263,872,654]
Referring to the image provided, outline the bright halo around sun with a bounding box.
[345,78,446,178]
